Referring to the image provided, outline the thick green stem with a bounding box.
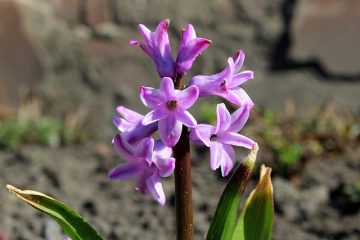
[173,74,194,240]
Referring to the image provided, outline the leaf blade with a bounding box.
[7,185,103,240]
[206,143,259,240]
[233,165,274,240]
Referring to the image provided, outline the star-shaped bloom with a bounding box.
[129,19,175,79]
[189,50,254,107]
[140,77,199,147]
[113,106,157,144]
[109,134,175,205]
[175,24,211,75]
[190,103,254,176]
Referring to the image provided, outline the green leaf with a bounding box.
[233,165,274,240]
[7,185,103,240]
[206,144,259,240]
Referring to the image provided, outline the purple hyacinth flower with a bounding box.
[190,103,254,176]
[109,134,175,205]
[175,24,211,75]
[113,106,157,144]
[129,19,175,79]
[140,77,199,147]
[189,50,254,107]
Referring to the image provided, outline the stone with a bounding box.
[273,177,329,221]
[93,23,123,41]
[43,220,63,240]
[0,0,42,110]
[84,0,111,27]
[273,177,302,221]
[112,0,147,24]
[290,0,360,75]
[54,0,79,22]
[112,0,218,27]
[272,216,318,240]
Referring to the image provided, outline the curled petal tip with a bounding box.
[232,50,245,65]
[183,23,194,31]
[128,40,139,45]
[108,170,117,180]
[163,18,170,25]
[159,19,170,30]
[137,23,146,30]
[139,86,145,93]
[198,38,212,45]
[235,50,244,56]
[116,106,124,113]
[158,198,166,206]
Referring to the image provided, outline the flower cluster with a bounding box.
[109,19,255,205]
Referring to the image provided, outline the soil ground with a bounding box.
[0,143,359,240]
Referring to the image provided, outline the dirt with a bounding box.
[0,143,359,240]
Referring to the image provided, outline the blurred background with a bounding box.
[0,0,359,239]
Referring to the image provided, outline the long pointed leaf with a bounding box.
[7,185,103,240]
[206,143,259,240]
[232,165,274,240]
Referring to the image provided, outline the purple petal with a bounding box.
[228,70,254,88]
[190,124,212,147]
[125,122,158,144]
[226,88,254,108]
[153,20,174,79]
[175,110,197,127]
[130,35,154,59]
[213,103,231,134]
[218,132,254,149]
[113,134,135,161]
[136,137,154,162]
[128,40,139,45]
[176,38,211,75]
[154,156,175,177]
[179,24,196,48]
[138,24,152,42]
[220,144,235,177]
[112,116,134,132]
[116,106,143,122]
[138,42,154,58]
[153,139,172,159]
[227,57,235,77]
[210,141,222,170]
[132,20,175,78]
[232,50,245,73]
[189,75,222,96]
[139,86,163,109]
[176,85,199,109]
[108,162,142,180]
[142,107,168,125]
[228,105,250,132]
[135,171,149,195]
[158,116,182,147]
[154,19,170,51]
[146,172,166,205]
[185,38,211,60]
[160,77,175,99]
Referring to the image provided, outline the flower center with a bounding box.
[166,100,177,110]
[210,134,217,141]
[220,80,227,93]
